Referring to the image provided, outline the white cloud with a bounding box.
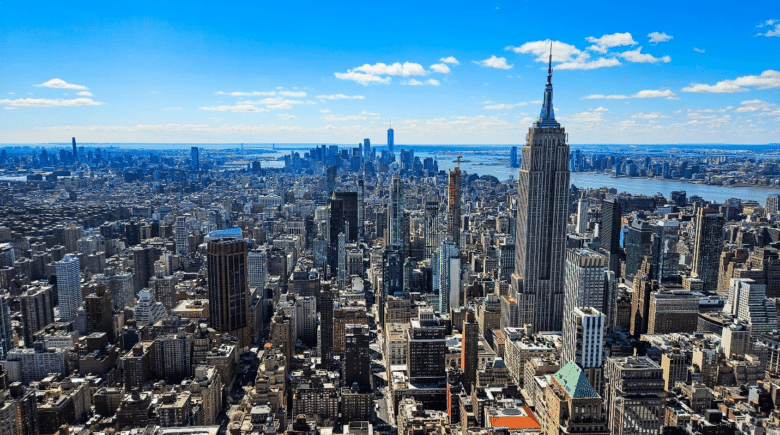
[682,70,780,93]
[347,62,427,78]
[568,111,606,123]
[430,63,451,74]
[647,32,673,44]
[557,58,621,70]
[315,94,365,100]
[735,99,777,113]
[321,114,367,121]
[439,56,459,65]
[320,109,331,113]
[484,102,528,110]
[506,40,582,63]
[199,104,268,113]
[334,71,392,85]
[618,47,671,63]
[582,89,676,99]
[7,92,14,95]
[277,113,296,120]
[0,97,102,108]
[585,32,637,53]
[593,107,609,112]
[473,55,513,69]
[757,19,780,37]
[214,89,306,97]
[239,97,314,110]
[34,78,88,90]
[694,47,706,53]
[216,90,275,96]
[76,91,93,97]
[631,112,666,119]
[361,110,381,116]
[403,79,440,86]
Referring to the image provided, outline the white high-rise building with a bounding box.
[563,307,605,392]
[135,289,167,326]
[56,254,82,322]
[175,215,189,256]
[248,249,268,289]
[576,197,589,234]
[437,238,461,314]
[727,278,778,340]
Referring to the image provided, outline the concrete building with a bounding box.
[55,254,82,322]
[207,238,251,348]
[604,356,665,435]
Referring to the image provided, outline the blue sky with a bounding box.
[1,1,778,144]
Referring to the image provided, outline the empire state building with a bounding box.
[511,48,570,332]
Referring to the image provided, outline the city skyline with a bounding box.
[1,1,779,144]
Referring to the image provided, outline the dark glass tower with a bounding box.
[512,46,571,332]
[207,238,250,347]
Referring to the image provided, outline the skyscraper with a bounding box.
[207,238,251,347]
[600,198,622,274]
[510,145,518,168]
[448,162,461,248]
[320,283,336,369]
[692,207,724,291]
[562,307,605,393]
[343,324,371,389]
[175,215,189,256]
[460,309,478,393]
[56,254,82,322]
[72,137,77,162]
[20,285,54,347]
[357,179,365,237]
[576,196,589,234]
[328,196,345,277]
[333,191,358,243]
[363,138,371,159]
[512,48,570,332]
[436,237,460,314]
[191,146,199,171]
[0,294,13,359]
[387,127,394,153]
[388,177,404,248]
[248,249,268,289]
[424,194,439,260]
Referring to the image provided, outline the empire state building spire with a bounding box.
[536,41,559,128]
[512,39,570,332]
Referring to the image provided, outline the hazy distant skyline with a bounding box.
[1,2,778,144]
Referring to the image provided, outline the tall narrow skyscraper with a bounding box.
[448,162,461,248]
[387,127,394,153]
[388,177,404,248]
[436,237,460,314]
[207,238,250,347]
[56,254,82,322]
[363,138,371,160]
[600,198,622,275]
[424,194,440,260]
[512,48,570,332]
[692,207,724,291]
[191,146,199,171]
[72,137,78,162]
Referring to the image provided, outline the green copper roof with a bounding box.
[553,361,598,398]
